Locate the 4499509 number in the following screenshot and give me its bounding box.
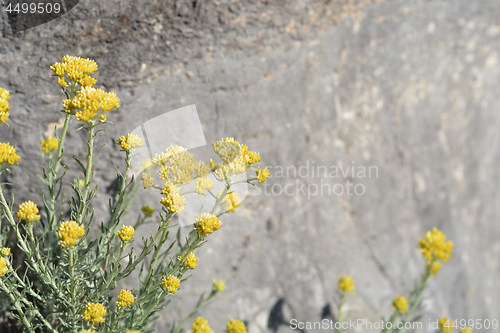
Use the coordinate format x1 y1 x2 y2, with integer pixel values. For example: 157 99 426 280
4 2 62 14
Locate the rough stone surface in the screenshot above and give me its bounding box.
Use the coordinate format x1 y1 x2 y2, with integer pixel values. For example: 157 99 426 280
1 0 500 332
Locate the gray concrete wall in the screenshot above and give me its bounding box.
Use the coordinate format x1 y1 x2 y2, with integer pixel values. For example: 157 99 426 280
1 0 499 332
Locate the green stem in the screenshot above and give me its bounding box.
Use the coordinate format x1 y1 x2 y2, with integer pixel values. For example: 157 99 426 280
109 306 125 332
68 247 79 330
76 122 96 226
171 292 216 333
0 278 35 333
336 292 345 333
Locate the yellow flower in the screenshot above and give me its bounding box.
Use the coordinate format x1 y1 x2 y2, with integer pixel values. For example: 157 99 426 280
160 181 185 214
141 205 154 217
57 77 68 87
338 276 355 292
83 302 106 324
0 87 10 124
154 148 198 185
162 274 180 293
226 319 247 333
1 248 11 256
195 176 214 195
0 142 20 165
78 75 97 87
241 144 261 164
17 201 40 223
392 296 408 313
63 86 120 122
178 252 198 269
427 260 442 276
460 328 473 333
58 221 85 247
116 225 135 242
419 228 454 262
0 257 8 277
213 280 225 292
51 56 98 81
41 136 59 153
256 168 271 183
116 133 144 151
79 330 97 333
192 317 213 333
212 138 247 179
140 172 154 189
116 289 135 308
195 213 222 237
99 114 107 123
438 317 453 333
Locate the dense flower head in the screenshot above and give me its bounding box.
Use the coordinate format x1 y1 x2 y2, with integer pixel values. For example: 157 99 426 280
51 56 98 82
116 289 135 307
419 228 454 262
157 150 197 185
226 319 247 333
41 136 59 153
438 318 453 333
256 168 271 183
212 138 262 179
338 276 355 292
0 87 10 124
0 257 8 277
116 133 144 151
459 328 473 333
426 260 442 276
178 252 198 269
141 205 155 217
192 317 213 333
0 142 20 166
17 201 40 223
162 274 180 293
116 225 135 242
57 77 68 87
213 280 225 292
58 221 85 247
141 172 154 189
195 176 214 195
0 248 10 256
392 296 408 313
83 302 107 324
160 181 186 214
63 86 120 122
195 213 222 236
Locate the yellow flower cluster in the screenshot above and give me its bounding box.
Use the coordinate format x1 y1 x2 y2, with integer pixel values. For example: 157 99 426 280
256 168 271 183
419 228 453 276
178 252 198 269
212 138 261 180
0 257 8 277
41 136 59 153
392 296 408 313
51 56 98 83
213 280 225 292
338 276 355 292
195 176 214 195
192 317 214 333
1 248 10 256
141 205 154 217
58 221 85 247
460 328 473 333
63 86 120 122
162 274 180 293
116 289 135 308
83 302 107 324
438 317 454 333
160 181 186 214
155 147 209 186
0 142 20 166
17 201 40 223
0 88 10 124
79 330 97 333
116 225 135 242
140 172 154 189
116 133 144 151
226 319 247 333
195 213 222 237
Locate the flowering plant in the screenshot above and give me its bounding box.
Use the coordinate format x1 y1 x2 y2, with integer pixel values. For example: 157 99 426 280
0 56 269 333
